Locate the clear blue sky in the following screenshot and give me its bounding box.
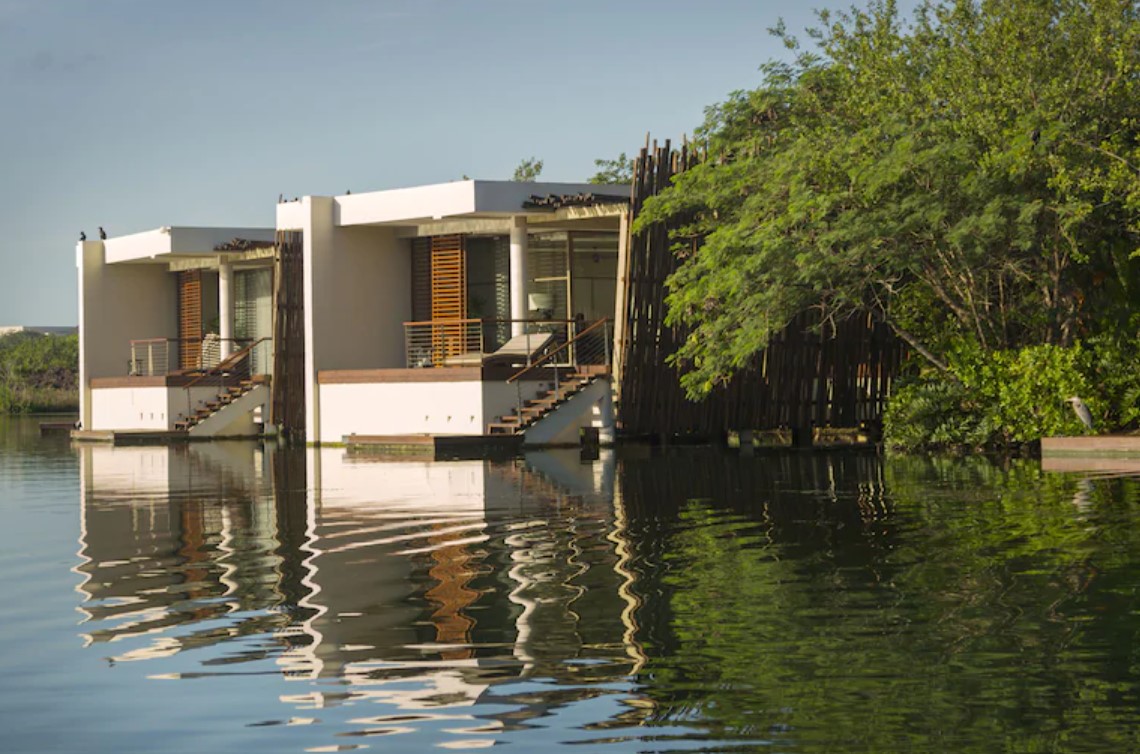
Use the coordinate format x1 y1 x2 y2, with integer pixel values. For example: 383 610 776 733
0 0 916 326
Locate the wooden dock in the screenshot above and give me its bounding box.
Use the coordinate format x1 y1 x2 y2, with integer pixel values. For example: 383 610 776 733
70 429 190 445
344 434 522 460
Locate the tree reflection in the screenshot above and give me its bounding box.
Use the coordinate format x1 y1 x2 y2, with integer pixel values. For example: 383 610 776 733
617 450 1140 751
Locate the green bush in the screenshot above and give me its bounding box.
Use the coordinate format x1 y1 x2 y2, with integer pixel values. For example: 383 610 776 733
885 342 1098 452
0 333 79 413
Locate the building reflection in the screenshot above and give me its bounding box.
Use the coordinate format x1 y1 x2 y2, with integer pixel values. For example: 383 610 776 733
75 442 647 741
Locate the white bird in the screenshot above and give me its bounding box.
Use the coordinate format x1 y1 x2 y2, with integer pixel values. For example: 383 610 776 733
1066 396 1094 431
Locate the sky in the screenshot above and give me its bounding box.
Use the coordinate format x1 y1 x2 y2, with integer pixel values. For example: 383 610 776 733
0 0 917 326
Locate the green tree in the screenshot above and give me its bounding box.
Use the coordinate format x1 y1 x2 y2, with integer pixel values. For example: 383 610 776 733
511 157 544 182
588 152 633 184
635 0 1140 398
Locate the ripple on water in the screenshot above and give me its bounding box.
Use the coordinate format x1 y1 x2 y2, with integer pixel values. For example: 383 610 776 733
4 433 1140 751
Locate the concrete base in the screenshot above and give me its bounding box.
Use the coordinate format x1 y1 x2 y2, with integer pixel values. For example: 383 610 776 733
1041 435 1140 457
71 429 190 445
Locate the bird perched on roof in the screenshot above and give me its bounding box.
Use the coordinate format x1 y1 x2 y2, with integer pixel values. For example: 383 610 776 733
79 231 86 241
1067 396 1094 431
98 226 107 240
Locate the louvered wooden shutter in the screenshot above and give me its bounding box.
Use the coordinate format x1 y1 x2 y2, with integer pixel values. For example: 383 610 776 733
178 270 202 370
429 235 467 360
430 235 466 321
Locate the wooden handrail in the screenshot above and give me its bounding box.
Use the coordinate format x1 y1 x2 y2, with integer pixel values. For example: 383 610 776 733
183 337 270 390
506 318 610 383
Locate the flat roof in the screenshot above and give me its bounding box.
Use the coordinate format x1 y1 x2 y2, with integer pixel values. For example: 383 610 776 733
98 227 276 264
277 179 629 230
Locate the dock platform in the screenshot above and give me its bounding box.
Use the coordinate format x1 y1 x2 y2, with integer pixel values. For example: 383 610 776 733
71 429 190 445
1041 435 1140 473
344 434 522 460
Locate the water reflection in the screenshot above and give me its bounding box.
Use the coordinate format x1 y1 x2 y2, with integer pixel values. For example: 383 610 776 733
72 444 1140 751
76 443 651 749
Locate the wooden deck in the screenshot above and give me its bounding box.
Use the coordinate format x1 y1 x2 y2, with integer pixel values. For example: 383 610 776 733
71 429 191 445
344 433 522 460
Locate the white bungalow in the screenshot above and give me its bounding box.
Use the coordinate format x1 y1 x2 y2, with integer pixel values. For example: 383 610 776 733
77 179 629 446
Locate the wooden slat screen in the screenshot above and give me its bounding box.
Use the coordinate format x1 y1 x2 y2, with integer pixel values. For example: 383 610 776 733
429 235 467 360
430 234 466 321
178 270 202 370
272 230 305 443
617 139 909 439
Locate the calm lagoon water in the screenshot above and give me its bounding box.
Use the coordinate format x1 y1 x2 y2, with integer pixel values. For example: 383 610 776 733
3 414 1140 752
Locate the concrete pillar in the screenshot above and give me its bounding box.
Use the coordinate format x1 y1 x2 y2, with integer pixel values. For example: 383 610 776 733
598 382 616 446
218 260 234 358
509 216 528 337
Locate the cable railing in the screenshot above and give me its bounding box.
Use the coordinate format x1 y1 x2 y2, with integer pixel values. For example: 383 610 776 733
128 336 262 376
506 317 613 425
178 337 271 428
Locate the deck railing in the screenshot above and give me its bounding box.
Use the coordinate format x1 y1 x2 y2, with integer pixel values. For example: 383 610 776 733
128 337 268 377
178 337 271 425
506 318 613 419
403 318 576 369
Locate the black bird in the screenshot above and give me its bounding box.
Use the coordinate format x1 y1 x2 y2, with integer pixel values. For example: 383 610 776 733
98 226 107 240
1031 128 1040 147
79 231 86 241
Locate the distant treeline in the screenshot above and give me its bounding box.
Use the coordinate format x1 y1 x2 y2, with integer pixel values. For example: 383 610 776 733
0 332 79 413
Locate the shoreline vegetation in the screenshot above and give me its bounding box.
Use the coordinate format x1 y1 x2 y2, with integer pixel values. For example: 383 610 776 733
635 0 1140 453
0 332 79 414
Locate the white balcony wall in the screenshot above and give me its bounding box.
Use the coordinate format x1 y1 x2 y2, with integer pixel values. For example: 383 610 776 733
301 199 412 443
78 242 177 428
317 379 549 444
91 386 170 430
89 385 234 431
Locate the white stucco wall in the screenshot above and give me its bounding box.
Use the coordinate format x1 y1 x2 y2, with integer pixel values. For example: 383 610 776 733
317 226 408 371
79 242 178 428
318 378 552 444
301 199 413 443
89 385 233 431
91 387 171 430
317 381 486 443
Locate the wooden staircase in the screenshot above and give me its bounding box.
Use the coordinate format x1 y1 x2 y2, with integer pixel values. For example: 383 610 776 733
174 379 258 431
487 371 600 436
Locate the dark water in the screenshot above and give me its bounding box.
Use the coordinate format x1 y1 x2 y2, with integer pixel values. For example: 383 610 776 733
3 415 1140 752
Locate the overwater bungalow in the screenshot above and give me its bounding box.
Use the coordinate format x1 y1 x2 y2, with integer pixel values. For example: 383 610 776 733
77 179 629 447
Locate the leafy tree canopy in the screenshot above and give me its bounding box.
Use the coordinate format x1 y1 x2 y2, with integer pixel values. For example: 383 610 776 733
636 0 1140 398
588 152 634 185
511 157 544 182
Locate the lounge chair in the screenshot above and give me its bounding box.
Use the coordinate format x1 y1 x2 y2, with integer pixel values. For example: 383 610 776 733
481 331 556 366
438 331 556 368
